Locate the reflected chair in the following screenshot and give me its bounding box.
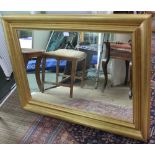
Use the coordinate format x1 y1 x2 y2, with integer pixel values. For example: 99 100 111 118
41 49 87 98
102 41 132 98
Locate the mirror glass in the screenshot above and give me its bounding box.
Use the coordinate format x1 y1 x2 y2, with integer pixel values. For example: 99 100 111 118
17 29 133 123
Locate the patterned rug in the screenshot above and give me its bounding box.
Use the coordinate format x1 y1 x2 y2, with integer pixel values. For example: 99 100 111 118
19 35 155 144
19 91 155 144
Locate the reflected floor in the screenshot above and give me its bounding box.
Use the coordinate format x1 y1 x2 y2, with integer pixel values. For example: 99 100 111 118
27 70 133 123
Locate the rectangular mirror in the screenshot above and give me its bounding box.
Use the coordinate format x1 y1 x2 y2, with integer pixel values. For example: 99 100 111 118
2 14 151 141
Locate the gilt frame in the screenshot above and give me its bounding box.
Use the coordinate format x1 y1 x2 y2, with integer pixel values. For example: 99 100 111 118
2 14 151 141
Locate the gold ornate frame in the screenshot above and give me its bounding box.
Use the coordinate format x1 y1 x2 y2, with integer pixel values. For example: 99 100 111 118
2 14 151 141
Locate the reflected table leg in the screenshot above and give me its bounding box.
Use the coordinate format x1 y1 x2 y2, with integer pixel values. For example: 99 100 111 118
22 51 43 92
35 56 42 92
125 60 129 85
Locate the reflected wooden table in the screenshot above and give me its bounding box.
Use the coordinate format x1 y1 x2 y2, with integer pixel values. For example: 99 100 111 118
22 48 44 91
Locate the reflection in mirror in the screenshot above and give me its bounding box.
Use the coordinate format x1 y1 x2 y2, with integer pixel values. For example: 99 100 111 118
18 29 133 123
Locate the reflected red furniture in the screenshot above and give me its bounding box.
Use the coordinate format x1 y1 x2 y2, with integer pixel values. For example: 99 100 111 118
102 42 132 90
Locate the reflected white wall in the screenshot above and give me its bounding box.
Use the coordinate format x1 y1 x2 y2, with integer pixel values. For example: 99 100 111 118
32 30 51 50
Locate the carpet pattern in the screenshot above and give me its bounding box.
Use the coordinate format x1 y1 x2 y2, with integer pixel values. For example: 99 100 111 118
67 99 132 122
19 89 155 144
19 36 155 144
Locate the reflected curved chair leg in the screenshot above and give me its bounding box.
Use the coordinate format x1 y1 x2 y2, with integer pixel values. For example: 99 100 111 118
102 60 108 89
35 57 42 91
102 41 110 90
125 60 129 85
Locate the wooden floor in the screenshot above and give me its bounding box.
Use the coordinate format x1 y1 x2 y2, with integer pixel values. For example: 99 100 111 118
0 89 38 144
